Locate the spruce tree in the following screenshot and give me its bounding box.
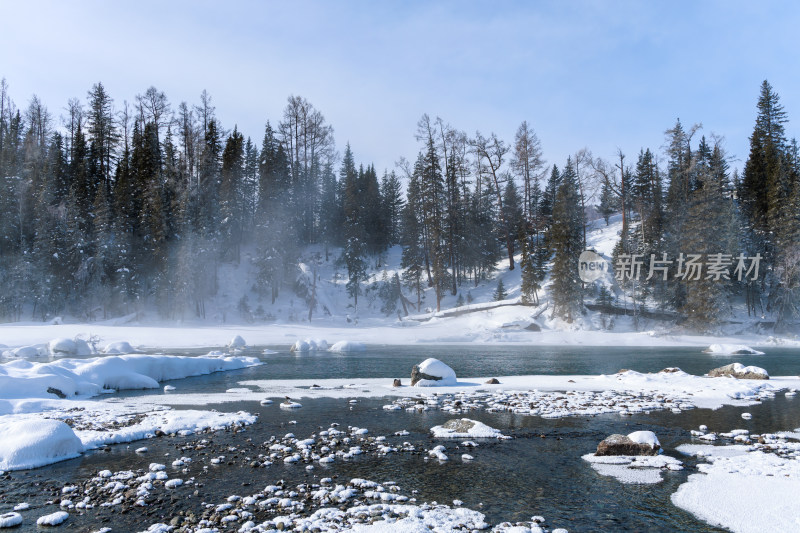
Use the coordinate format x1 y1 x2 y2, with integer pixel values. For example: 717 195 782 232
550 159 583 322
493 278 507 301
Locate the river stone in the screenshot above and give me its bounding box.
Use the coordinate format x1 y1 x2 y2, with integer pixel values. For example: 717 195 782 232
440 419 478 433
595 434 660 456
410 365 442 386
708 363 769 380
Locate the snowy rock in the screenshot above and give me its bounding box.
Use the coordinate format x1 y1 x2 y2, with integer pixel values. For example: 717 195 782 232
4 345 47 358
280 399 302 409
627 431 661 450
703 344 765 355
48 338 76 355
0 419 83 470
411 358 457 386
0 512 23 528
328 341 365 352
228 335 247 349
430 418 504 439
36 511 69 526
290 340 312 353
102 341 138 354
708 363 769 380
595 432 661 456
584 453 682 484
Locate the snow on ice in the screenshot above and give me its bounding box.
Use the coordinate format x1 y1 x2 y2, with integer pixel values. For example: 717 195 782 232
0 352 260 399
673 435 800 533
328 340 365 352
703 344 765 355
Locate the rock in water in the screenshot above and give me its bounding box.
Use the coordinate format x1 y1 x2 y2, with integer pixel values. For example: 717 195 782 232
411 358 457 386
410 365 442 386
595 434 660 456
708 363 769 380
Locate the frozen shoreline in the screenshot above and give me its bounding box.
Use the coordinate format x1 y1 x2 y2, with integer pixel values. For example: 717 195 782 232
1 317 798 352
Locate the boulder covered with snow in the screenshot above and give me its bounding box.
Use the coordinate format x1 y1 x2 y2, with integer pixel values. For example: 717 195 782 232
0 512 23 527
703 344 764 355
328 340 364 353
0 419 84 470
290 340 312 353
431 418 504 439
595 431 661 456
411 358 457 386
3 345 47 358
102 341 138 354
48 337 93 356
708 363 769 380
228 335 247 349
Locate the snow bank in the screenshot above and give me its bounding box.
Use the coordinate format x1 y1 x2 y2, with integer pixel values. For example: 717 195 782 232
102 341 139 354
328 340 364 352
1 345 48 358
48 337 93 356
703 344 765 355
672 446 800 532
291 339 329 352
414 358 457 386
0 353 261 400
0 419 83 470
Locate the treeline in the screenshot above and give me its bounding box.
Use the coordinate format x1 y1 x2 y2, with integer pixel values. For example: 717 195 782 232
593 81 800 331
0 78 797 331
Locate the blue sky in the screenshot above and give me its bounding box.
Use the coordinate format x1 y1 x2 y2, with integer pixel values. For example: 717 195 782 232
1 0 798 177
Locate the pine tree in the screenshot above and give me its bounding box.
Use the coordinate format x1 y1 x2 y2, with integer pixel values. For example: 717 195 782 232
380 170 404 246
519 225 538 305
401 167 425 309
599 178 616 225
219 126 245 262
493 278 507 301
539 165 560 231
681 142 737 329
550 159 584 322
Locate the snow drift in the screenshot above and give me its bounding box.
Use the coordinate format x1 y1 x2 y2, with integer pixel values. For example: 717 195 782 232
0 353 261 400
0 419 83 470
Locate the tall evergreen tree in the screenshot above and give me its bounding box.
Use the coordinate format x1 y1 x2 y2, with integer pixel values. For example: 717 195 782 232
550 159 584 322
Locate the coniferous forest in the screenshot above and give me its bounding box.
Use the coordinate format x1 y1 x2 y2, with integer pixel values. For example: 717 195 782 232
0 78 798 332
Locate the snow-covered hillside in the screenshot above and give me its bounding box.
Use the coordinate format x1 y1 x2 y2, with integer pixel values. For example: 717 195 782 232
1 213 797 351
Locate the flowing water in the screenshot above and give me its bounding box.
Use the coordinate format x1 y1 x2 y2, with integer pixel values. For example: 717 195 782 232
3 345 800 532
